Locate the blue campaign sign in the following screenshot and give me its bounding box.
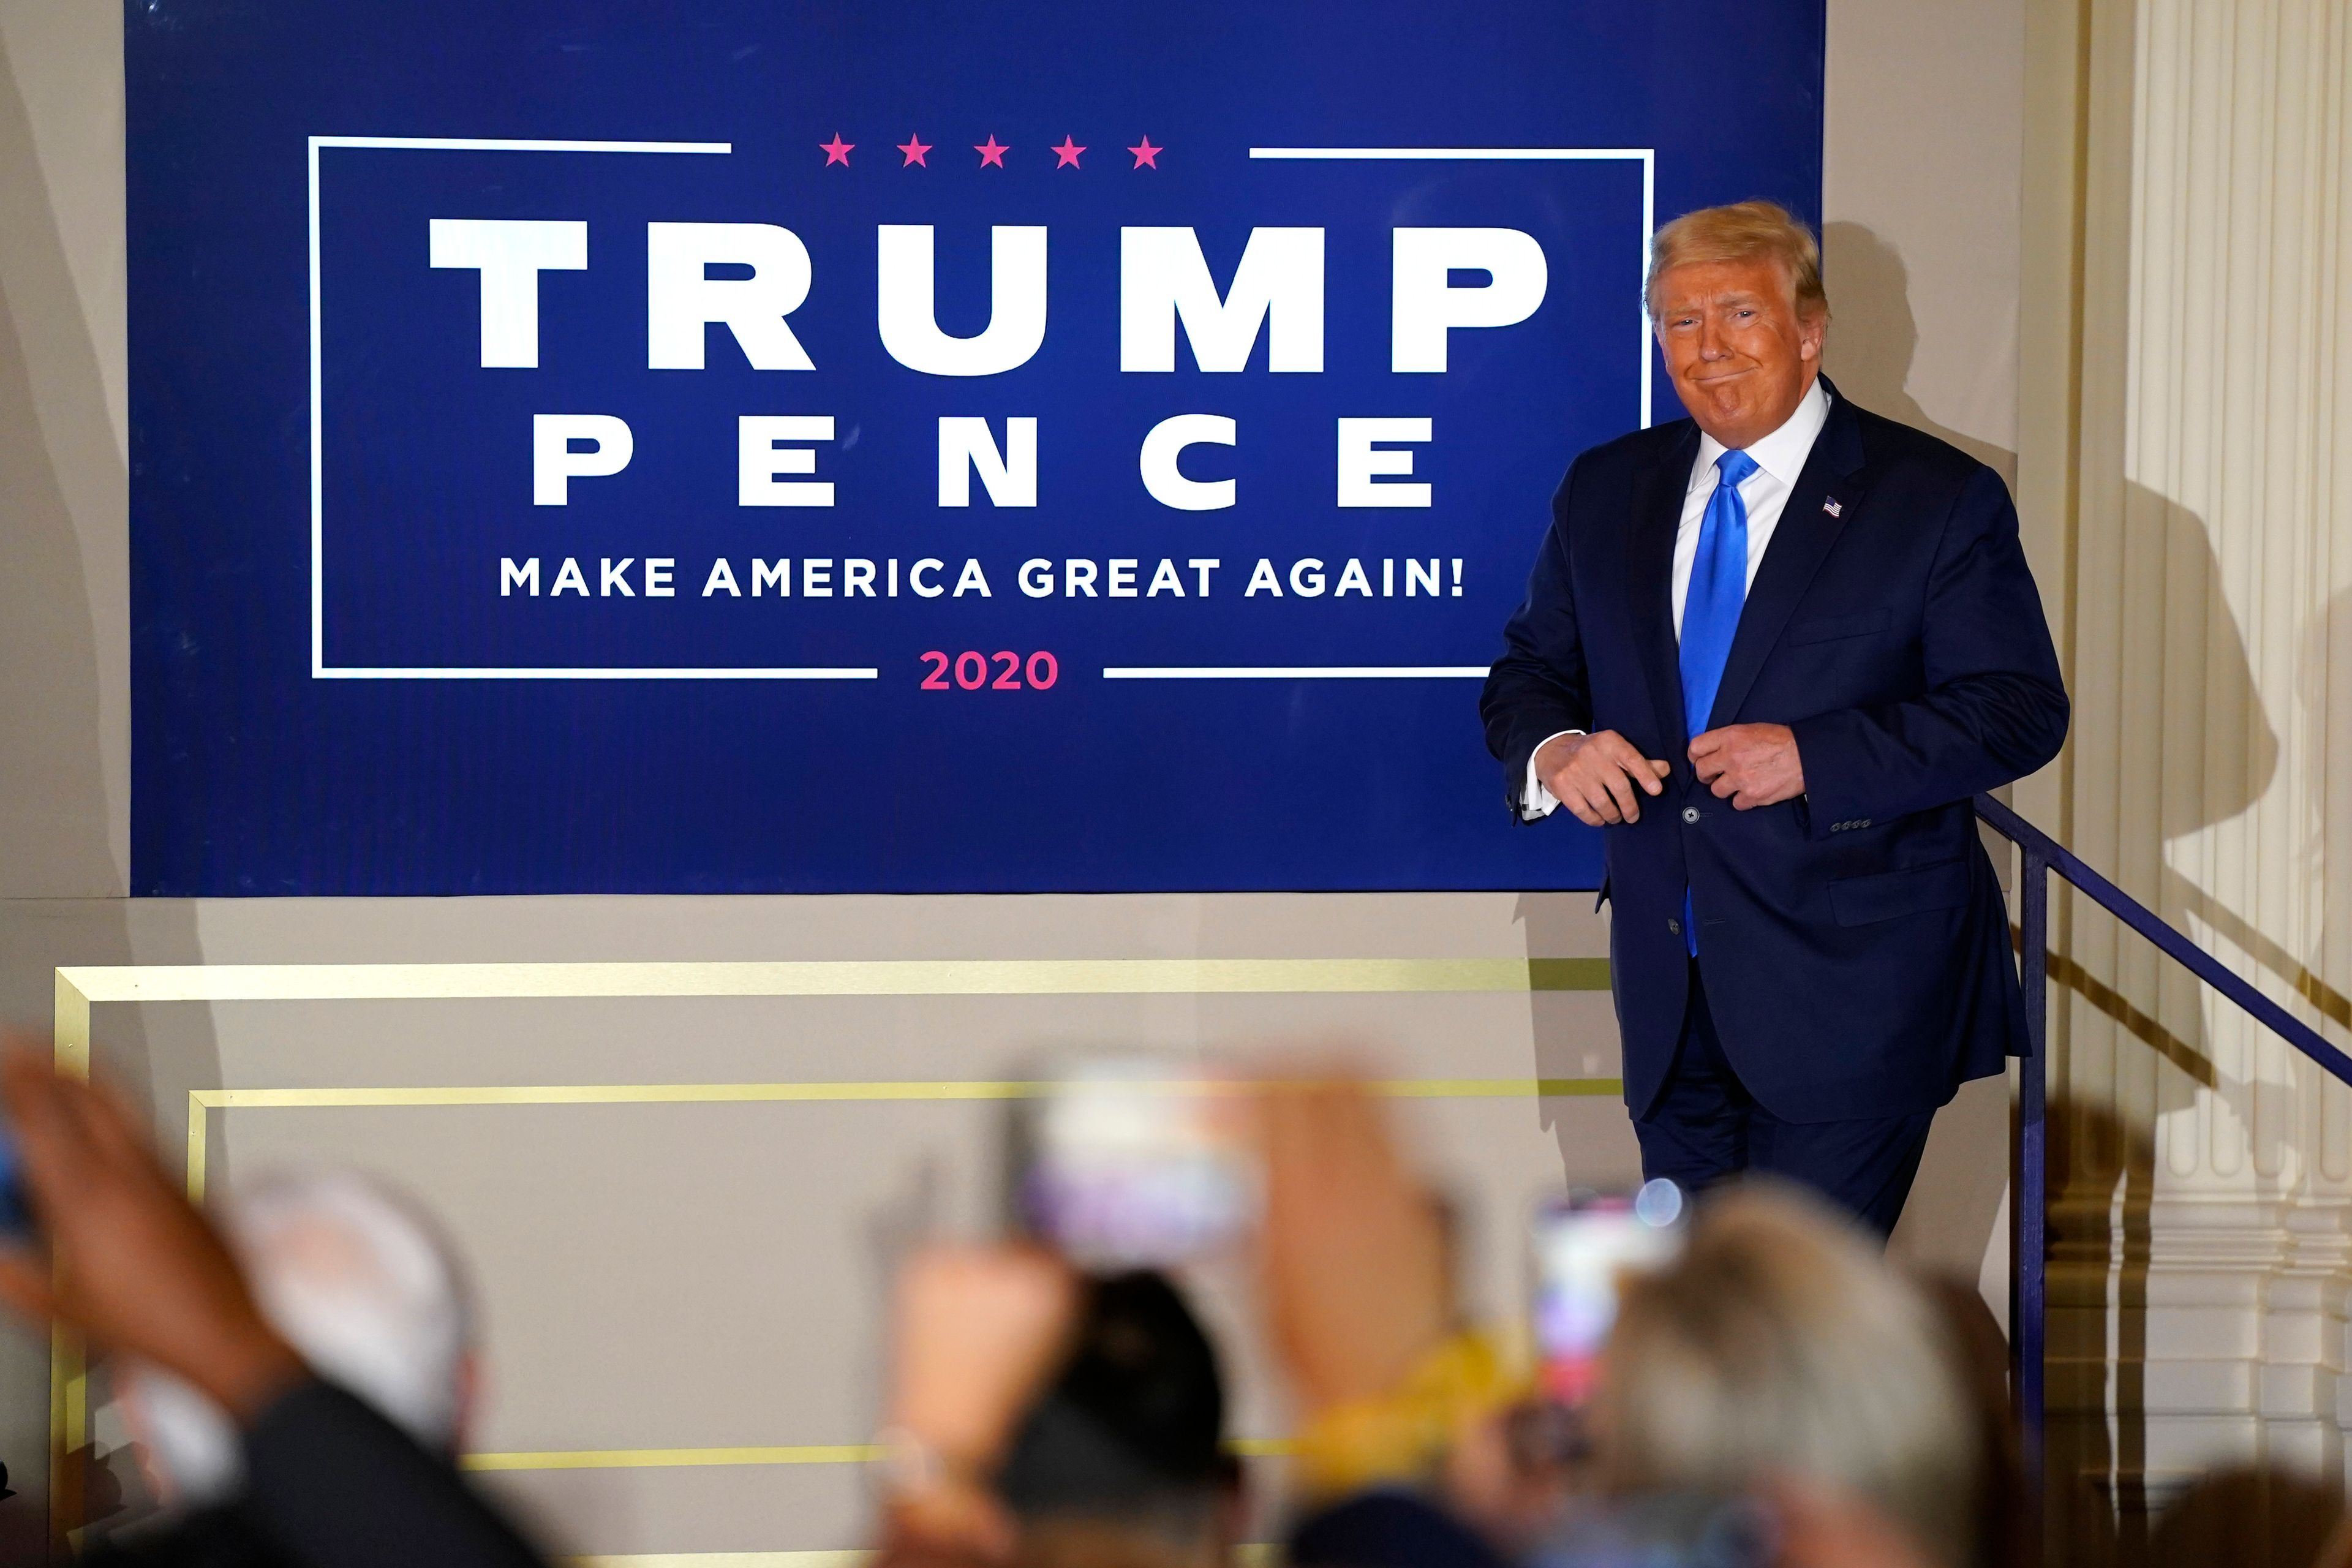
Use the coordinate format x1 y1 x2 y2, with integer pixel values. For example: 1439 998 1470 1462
128 2 1823 894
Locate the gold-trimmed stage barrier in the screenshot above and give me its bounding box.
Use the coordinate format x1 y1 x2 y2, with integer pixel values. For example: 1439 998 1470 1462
182 1077 1621 1204
467 1436 1298 1474
560 1550 1285 1568
567 1556 876 1568
50 955 1616 1545
56 956 1611 1024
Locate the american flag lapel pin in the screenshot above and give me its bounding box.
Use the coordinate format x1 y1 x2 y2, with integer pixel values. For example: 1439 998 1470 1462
1823 497 1843 517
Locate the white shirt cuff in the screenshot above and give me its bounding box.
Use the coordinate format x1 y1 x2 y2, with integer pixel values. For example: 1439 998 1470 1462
1521 729 1585 821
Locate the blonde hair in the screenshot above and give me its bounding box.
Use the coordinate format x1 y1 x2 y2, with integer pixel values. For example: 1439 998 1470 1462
1595 1183 1982 1566
1645 200 1828 322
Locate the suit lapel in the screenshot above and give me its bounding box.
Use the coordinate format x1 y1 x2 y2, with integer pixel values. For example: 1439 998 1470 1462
1627 423 1698 756
1705 386 1870 731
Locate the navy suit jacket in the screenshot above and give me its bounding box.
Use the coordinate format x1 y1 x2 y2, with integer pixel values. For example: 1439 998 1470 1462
1480 382 2068 1123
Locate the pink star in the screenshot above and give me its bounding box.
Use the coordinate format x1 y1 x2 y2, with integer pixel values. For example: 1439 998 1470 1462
1052 135 1085 168
897 133 932 167
974 134 1009 168
1127 136 1161 169
820 133 853 167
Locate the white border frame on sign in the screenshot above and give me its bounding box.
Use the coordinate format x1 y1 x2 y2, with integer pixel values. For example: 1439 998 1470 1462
304 137 1655 681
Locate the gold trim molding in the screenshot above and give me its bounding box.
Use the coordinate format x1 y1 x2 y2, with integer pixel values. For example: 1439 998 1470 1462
50 955 1615 1541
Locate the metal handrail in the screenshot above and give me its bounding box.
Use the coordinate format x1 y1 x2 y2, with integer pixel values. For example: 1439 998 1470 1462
1971 792 2352 1494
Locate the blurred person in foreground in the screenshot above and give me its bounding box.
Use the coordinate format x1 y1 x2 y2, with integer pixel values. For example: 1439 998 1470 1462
994 1270 1243 1567
1913 1279 2025 1568
1586 1185 1988 1568
873 1257 1240 1568
2154 1466 2345 1568
0 1051 546 1568
1256 1076 1520 1568
865 1068 1502 1568
868 1069 2005 1568
94 1167 477 1563
1246 1076 2003 1568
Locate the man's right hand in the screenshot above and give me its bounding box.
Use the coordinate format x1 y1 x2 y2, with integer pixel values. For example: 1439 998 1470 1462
1534 731 1672 826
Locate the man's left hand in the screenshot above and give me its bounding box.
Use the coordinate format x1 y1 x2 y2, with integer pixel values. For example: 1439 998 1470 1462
1688 723 1804 809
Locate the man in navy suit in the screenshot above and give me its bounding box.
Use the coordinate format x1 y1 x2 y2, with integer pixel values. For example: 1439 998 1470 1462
1480 202 2067 1236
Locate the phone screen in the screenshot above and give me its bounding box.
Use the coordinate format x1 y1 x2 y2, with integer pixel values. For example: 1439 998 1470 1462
1016 1058 1257 1271
1532 1179 1686 1404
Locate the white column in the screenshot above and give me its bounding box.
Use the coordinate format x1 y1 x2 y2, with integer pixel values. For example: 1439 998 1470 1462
2031 0 2352 1528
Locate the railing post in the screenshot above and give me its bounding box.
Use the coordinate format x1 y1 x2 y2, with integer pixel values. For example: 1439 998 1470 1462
2014 847 2049 1523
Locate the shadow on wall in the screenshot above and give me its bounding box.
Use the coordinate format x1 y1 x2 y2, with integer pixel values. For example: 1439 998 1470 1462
2169 586 2352 1041
0 31 113 901
1819 221 2019 485
0 15 219 1542
2054 484 2283 1566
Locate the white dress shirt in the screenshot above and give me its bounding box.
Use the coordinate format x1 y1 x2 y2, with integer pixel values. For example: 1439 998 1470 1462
1521 377 1831 820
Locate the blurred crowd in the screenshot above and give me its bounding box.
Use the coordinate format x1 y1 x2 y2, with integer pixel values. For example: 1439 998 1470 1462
0 1050 2343 1568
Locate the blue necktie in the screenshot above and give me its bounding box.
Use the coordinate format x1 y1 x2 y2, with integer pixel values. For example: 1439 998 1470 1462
1677 448 1758 956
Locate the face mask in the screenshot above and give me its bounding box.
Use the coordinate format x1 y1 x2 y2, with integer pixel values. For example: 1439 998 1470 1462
122 1365 244 1509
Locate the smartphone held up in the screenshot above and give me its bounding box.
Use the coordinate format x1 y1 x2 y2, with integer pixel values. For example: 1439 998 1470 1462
1532 1178 1686 1406
1014 1057 1261 1272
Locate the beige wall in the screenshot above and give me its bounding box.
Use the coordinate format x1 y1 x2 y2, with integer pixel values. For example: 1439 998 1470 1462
0 3 2036 1558
1826 0 2026 472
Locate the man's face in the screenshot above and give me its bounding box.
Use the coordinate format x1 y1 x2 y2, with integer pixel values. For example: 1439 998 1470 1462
1652 256 1824 451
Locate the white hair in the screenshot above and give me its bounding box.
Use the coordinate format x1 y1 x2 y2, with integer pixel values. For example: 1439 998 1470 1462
228 1168 474 1444
1597 1184 1981 1567
124 1169 473 1507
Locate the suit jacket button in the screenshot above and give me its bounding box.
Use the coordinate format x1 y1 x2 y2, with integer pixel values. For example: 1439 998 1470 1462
1667 918 1681 934
1681 806 1700 824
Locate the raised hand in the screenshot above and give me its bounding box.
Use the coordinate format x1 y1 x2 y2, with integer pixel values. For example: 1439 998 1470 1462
0 1050 304 1422
1256 1075 1449 1411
